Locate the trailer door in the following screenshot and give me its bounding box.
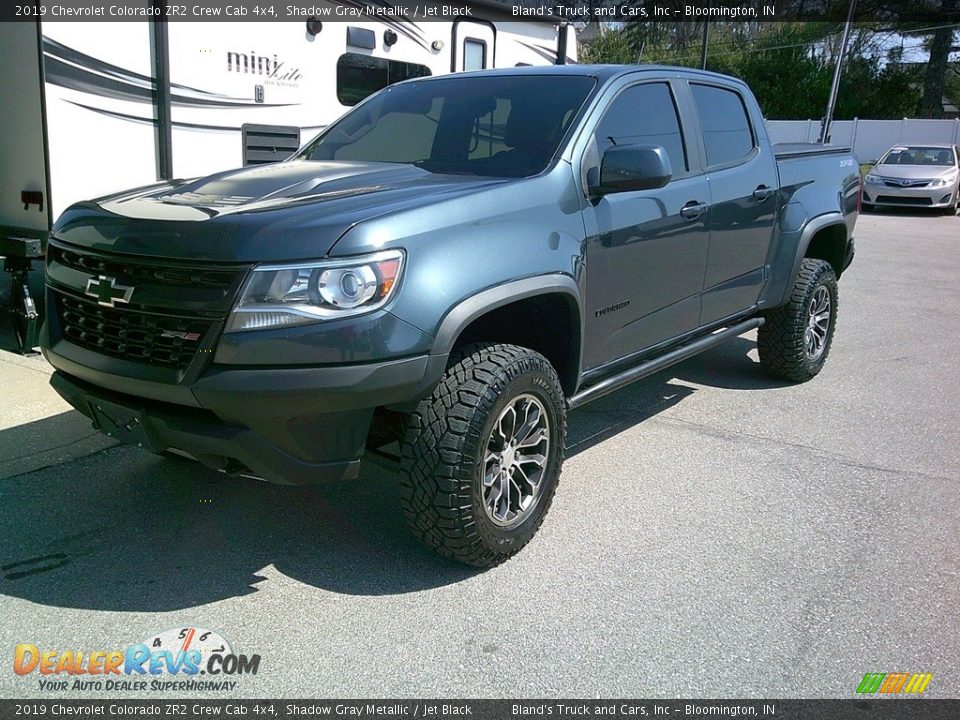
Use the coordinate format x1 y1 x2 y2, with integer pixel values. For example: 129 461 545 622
0 22 51 239
452 21 495 71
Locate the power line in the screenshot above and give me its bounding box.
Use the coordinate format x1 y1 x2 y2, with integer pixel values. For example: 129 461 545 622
639 22 960 63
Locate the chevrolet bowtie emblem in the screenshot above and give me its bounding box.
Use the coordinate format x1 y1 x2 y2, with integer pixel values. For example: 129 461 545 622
85 276 134 308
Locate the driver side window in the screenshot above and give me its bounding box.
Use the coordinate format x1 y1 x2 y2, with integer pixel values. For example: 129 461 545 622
594 83 688 174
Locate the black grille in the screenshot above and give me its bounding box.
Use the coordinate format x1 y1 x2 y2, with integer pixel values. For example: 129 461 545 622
49 245 238 289
57 294 212 370
876 195 933 206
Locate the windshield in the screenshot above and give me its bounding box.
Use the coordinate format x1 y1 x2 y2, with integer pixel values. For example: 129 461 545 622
297 75 596 178
879 146 956 167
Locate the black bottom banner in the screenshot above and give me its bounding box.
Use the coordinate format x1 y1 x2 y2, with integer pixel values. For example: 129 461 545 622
2 700 958 720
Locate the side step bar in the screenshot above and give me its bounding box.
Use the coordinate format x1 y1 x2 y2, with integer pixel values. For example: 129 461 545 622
567 317 764 409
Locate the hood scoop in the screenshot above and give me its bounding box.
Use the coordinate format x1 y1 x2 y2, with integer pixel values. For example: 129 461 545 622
157 191 255 208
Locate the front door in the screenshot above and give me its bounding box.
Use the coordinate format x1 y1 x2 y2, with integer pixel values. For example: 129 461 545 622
582 81 710 372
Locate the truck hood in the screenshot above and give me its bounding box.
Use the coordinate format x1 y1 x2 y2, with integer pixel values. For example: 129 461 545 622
52 161 509 262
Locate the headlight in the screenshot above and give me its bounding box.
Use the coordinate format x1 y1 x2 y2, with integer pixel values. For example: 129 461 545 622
226 249 404 332
930 174 958 187
864 174 883 185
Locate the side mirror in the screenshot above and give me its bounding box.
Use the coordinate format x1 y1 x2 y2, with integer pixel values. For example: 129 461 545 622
592 144 672 196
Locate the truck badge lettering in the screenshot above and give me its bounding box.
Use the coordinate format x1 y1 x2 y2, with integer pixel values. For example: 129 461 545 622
595 301 631 318
159 331 202 341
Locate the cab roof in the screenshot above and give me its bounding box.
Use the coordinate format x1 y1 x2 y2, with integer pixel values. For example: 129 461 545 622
444 63 745 84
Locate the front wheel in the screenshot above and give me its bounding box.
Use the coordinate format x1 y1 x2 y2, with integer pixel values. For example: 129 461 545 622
399 343 566 567
758 258 839 383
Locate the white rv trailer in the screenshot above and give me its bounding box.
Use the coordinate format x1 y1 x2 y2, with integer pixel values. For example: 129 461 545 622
0 6 574 351
1 7 576 237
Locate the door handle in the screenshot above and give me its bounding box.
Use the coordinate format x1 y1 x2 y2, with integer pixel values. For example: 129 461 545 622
680 201 708 220
753 185 776 202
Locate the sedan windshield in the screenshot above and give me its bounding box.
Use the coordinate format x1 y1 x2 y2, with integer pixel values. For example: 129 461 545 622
297 75 596 178
879 146 956 166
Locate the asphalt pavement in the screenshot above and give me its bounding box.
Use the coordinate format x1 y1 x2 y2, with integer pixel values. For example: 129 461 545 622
1 210 957 699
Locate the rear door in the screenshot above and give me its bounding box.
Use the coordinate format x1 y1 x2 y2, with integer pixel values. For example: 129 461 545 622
581 79 711 371
688 81 779 325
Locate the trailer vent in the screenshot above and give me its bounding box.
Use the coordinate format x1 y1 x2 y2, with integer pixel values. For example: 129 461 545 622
242 124 301 166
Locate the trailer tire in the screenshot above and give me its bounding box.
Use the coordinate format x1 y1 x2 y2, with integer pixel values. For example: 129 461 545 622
399 343 566 567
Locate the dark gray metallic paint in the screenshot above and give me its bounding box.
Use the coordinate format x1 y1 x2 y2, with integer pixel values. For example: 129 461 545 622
41 65 859 483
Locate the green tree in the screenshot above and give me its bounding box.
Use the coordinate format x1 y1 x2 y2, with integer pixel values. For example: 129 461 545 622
578 21 923 119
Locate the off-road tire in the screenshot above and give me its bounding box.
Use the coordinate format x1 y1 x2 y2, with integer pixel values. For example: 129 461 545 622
399 343 566 567
758 258 838 383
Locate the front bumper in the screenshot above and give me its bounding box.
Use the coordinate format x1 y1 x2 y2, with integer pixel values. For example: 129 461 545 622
47 352 438 485
863 182 957 208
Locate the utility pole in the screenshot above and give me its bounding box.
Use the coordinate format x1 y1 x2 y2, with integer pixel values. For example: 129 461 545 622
819 0 858 143
700 8 710 69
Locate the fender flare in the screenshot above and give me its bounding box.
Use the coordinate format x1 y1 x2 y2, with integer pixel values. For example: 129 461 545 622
392 275 584 403
781 212 848 305
432 274 583 356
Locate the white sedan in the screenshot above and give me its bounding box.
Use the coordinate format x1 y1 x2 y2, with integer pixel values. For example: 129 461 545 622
863 144 960 214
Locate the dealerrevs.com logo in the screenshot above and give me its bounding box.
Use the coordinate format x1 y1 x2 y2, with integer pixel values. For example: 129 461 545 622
14 627 260 692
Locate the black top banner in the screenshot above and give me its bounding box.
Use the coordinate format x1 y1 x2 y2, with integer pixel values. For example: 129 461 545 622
2 0 959 23
2 700 960 720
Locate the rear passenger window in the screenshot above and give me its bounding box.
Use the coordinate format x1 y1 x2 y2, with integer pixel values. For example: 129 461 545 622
690 84 755 166
594 83 687 173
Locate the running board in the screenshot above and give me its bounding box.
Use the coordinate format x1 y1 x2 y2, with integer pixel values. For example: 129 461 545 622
567 317 764 409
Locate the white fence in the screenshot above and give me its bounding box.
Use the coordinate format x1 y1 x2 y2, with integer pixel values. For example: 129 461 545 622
766 119 960 163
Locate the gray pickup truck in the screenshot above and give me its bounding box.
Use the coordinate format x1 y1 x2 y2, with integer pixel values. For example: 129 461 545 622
41 65 859 567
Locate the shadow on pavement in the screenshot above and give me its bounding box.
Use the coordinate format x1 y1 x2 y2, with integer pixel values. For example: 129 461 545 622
0 411 112 479
671 336 790 392
0 337 774 611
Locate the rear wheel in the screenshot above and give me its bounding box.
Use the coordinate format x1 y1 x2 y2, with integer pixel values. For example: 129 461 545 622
399 343 566 567
758 258 838 383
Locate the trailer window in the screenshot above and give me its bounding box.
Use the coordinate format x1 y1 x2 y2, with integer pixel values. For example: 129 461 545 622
336 53 431 107
463 39 487 70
